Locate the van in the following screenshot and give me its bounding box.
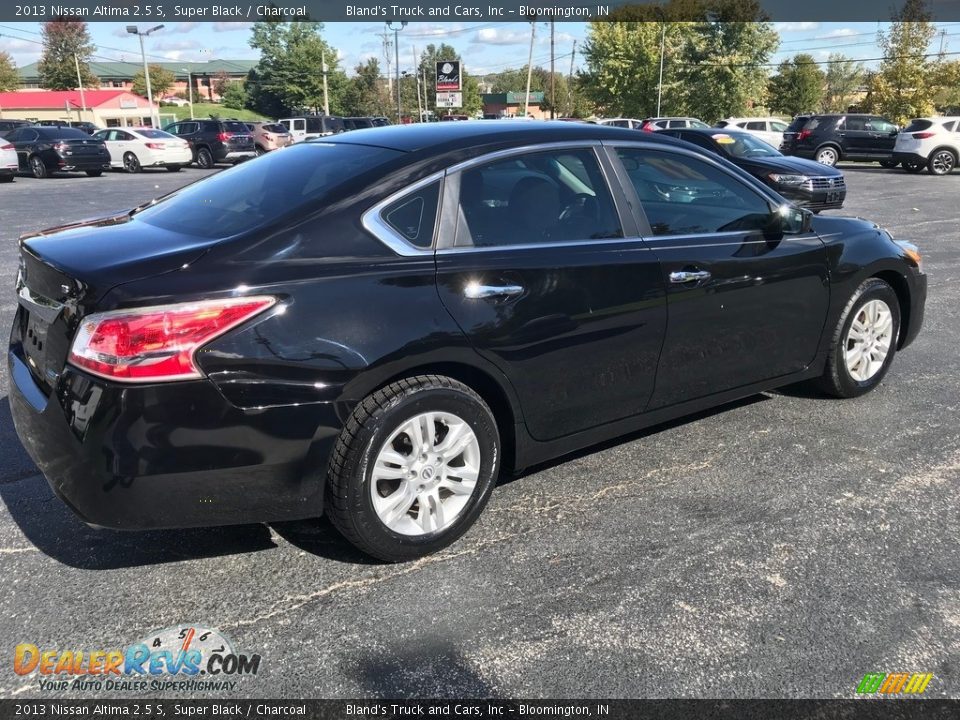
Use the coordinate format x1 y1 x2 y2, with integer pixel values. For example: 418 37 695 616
277 115 345 143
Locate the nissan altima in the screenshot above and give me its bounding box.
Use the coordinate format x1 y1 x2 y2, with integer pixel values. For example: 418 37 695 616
9 122 926 561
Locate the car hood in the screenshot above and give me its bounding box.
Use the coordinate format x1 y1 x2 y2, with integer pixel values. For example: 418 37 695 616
734 155 843 177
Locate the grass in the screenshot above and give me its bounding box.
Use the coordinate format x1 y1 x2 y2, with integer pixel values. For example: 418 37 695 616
162 103 267 122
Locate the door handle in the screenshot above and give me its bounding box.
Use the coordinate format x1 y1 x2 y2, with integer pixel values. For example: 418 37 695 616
669 270 711 284
463 282 524 300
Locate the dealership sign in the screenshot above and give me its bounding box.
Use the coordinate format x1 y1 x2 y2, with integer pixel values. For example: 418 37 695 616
436 61 462 91
435 92 463 108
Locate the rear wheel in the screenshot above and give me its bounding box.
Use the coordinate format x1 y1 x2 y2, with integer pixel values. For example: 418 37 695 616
818 278 900 398
195 147 214 169
903 159 925 173
815 145 840 167
122 152 141 174
29 155 48 179
879 159 899 169
928 148 956 175
326 375 501 562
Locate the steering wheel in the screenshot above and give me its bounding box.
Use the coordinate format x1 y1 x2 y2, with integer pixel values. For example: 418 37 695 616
559 193 596 222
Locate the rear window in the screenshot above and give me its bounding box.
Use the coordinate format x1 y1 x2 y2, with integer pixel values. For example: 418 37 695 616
137 129 174 139
263 123 288 133
222 121 250 134
38 127 89 139
903 119 934 133
134 143 403 239
785 116 810 132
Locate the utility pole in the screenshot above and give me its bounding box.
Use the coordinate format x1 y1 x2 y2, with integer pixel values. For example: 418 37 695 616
549 20 555 119
73 54 87 122
413 46 423 122
524 22 537 117
387 21 407 123
321 48 330 115
127 24 165 127
379 27 393 94
656 22 666 117
568 39 576 116
940 28 948 57
181 67 194 119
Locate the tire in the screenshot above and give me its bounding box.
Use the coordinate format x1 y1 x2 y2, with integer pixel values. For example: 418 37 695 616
817 278 901 399
927 148 957 175
195 147 214 169
255 145 267 157
0 175 13 183
122 152 141 174
84 170 103 177
326 375 501 562
29 155 48 179
879 159 899 169
903 159 925 173
166 164 182 172
815 145 840 167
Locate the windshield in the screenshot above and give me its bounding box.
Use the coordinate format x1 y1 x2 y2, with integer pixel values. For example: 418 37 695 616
134 142 403 238
710 132 781 158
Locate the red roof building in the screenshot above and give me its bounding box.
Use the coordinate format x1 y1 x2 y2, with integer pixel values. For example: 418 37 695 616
0 90 159 128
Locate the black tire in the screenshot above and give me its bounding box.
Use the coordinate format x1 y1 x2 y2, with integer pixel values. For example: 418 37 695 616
0 175 13 183
903 160 924 173
166 164 182 172
84 170 103 177
815 145 840 167
123 152 141 174
879 159 899 169
927 148 957 175
29 155 48 179
195 147 214 169
817 278 901 399
326 375 501 562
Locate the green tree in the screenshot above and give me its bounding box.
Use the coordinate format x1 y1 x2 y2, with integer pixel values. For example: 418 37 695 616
131 64 176 98
821 53 865 112
767 54 825 117
246 21 347 117
37 20 98 90
222 81 248 110
863 0 937 124
342 58 391 116
0 51 19 92
212 70 230 98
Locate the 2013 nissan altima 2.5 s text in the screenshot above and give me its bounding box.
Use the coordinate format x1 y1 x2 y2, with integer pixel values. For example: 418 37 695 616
9 122 927 561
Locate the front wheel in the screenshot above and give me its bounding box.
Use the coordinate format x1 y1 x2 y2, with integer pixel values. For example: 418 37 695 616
816 146 839 166
928 149 956 175
195 147 214 169
879 159 899 169
122 152 141 174
818 278 900 398
326 375 501 562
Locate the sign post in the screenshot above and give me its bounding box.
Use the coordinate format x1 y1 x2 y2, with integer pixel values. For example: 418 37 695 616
435 60 463 116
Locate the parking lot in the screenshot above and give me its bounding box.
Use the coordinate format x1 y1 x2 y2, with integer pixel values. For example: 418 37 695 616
0 163 957 699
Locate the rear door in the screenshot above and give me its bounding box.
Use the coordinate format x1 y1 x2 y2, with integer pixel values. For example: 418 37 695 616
433 143 668 440
838 116 873 158
608 142 830 408
865 116 899 156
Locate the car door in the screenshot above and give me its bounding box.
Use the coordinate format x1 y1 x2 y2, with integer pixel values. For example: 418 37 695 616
865 117 898 156
433 144 668 441
608 143 830 408
11 128 39 169
838 116 872 159
92 130 116 166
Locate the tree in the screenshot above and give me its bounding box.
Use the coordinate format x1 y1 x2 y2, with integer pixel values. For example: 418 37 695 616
132 65 176 98
37 20 98 90
863 0 937 124
222 81 248 110
212 70 230 98
0 51 18 92
767 54 825 117
821 53 865 112
245 21 347 117
342 58 391 117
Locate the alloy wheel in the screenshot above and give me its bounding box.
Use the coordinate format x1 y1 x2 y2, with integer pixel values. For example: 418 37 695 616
816 147 838 166
123 152 141 173
931 150 955 175
369 411 481 536
844 299 894 382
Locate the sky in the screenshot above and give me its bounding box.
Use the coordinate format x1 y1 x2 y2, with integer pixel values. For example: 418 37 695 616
1 20 956 79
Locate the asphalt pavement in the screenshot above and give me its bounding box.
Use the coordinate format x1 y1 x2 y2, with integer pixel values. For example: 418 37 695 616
0 162 957 699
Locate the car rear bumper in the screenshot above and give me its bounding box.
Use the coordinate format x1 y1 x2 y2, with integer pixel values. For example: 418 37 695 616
8 343 333 530
224 150 256 163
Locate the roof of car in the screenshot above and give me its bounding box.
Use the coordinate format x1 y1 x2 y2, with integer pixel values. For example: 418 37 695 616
323 120 685 154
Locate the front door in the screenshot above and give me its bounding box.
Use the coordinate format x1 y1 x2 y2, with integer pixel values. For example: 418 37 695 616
865 116 899 157
609 144 830 409
435 145 668 441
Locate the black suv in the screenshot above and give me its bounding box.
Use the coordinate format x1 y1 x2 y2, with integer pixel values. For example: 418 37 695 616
0 120 33 137
162 119 256 168
780 113 900 167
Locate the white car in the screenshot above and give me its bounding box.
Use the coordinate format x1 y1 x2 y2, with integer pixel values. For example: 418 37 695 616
91 127 193 173
716 117 789 148
597 118 645 129
0 137 18 182
893 116 960 174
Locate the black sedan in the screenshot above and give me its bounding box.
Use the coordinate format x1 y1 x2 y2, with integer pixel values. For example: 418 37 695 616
9 122 926 561
4 125 110 178
660 127 846 212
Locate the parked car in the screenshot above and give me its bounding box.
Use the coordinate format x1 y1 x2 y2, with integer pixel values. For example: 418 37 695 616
779 114 812 155
716 117 789 147
245 121 293 155
641 117 711 131
160 96 191 107
660 128 846 212
8 123 926 561
278 115 344 143
36 120 100 135
162 118 256 168
780 113 900 167
440 114 470 121
343 117 376 131
91 127 192 173
598 118 646 129
892 116 960 174
0 138 17 182
4 125 110 178
371 117 391 127
0 119 32 137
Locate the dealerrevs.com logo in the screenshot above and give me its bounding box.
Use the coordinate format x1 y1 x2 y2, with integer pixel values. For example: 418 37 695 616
14 625 261 693
856 672 934 695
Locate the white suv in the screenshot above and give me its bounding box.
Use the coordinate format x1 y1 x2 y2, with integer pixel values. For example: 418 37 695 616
893 116 960 174
716 117 789 148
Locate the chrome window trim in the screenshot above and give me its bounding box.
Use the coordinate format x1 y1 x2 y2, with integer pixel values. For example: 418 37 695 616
361 170 445 257
437 235 650 255
443 140 602 176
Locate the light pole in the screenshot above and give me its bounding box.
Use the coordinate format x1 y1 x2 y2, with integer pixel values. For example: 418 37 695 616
180 67 194 119
387 21 407 123
127 24 164 127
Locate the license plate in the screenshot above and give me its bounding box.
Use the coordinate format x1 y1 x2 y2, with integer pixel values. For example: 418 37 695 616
825 191 841 203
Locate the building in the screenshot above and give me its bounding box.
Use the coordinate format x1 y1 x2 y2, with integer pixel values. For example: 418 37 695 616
0 90 157 128
481 91 548 119
16 60 256 102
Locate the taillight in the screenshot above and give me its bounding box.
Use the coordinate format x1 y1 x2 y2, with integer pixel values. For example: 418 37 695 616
145 142 165 149
263 133 274 141
912 132 936 139
68 297 276 383
641 121 655 132
218 132 232 142
0 143 12 151
797 129 812 141
55 142 70 152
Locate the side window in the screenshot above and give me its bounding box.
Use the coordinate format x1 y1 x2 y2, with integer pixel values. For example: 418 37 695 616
746 121 766 131
5 129 22 142
668 120 686 128
845 117 866 131
294 119 305 131
116 131 133 141
771 121 788 132
615 148 772 236
611 120 629 128
868 118 897 133
455 148 622 248
380 181 441 248
945 120 958 132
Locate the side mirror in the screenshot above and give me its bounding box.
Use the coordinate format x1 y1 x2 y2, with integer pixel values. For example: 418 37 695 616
769 204 812 236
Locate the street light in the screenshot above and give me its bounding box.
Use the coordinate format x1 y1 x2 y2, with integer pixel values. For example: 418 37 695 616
386 21 407 123
127 24 164 127
180 67 194 119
